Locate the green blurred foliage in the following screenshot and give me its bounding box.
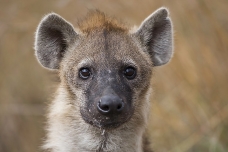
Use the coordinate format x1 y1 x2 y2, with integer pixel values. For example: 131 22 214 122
0 0 228 152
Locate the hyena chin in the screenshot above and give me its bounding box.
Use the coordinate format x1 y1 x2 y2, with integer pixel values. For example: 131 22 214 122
35 7 173 152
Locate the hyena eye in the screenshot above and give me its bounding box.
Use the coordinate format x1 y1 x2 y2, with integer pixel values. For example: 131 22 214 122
79 68 91 79
123 67 136 80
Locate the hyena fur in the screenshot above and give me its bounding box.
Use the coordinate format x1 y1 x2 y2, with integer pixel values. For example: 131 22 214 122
34 7 173 152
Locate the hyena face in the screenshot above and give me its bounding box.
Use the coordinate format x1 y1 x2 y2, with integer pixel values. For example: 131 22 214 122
35 9 173 129
62 29 153 128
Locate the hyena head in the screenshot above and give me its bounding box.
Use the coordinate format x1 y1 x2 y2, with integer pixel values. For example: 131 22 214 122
35 8 173 129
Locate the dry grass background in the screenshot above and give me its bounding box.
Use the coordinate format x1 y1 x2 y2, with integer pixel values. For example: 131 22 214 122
0 0 228 152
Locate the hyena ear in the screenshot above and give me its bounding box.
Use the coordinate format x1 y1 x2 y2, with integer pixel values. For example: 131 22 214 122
134 7 173 66
34 13 78 69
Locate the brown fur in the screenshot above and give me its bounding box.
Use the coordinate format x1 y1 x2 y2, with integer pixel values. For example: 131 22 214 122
78 10 128 34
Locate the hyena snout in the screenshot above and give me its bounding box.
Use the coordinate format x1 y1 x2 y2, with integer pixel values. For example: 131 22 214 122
97 94 124 116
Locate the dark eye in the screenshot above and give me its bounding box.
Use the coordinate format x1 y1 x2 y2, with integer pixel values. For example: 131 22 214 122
123 67 136 80
79 68 91 79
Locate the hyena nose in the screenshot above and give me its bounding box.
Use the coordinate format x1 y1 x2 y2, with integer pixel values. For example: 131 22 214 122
97 95 124 116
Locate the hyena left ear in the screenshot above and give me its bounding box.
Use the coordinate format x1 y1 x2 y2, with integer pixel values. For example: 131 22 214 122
134 7 173 66
34 13 78 70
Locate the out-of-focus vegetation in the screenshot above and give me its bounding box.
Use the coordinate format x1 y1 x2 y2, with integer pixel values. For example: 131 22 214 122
0 0 228 151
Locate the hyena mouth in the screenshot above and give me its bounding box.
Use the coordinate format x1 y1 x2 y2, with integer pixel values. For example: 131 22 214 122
83 116 130 129
80 108 133 129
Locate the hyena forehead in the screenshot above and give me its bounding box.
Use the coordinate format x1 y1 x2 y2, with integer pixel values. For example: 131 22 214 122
74 11 145 61
64 29 152 70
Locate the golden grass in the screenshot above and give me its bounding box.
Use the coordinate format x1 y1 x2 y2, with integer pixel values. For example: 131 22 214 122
0 0 227 151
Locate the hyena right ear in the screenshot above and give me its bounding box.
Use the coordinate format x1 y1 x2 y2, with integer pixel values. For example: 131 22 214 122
35 13 78 69
134 7 173 66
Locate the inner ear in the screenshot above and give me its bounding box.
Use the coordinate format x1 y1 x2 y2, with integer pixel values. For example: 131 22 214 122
149 17 173 66
43 28 67 58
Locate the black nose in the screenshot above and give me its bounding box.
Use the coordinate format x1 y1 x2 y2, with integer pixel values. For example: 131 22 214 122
97 95 124 116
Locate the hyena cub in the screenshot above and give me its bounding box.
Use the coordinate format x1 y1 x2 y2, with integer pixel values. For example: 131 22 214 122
34 7 173 152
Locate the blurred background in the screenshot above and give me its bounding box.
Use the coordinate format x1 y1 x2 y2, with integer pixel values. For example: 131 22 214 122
0 0 228 152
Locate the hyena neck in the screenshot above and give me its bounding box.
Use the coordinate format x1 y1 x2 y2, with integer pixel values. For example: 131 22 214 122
44 87 151 152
